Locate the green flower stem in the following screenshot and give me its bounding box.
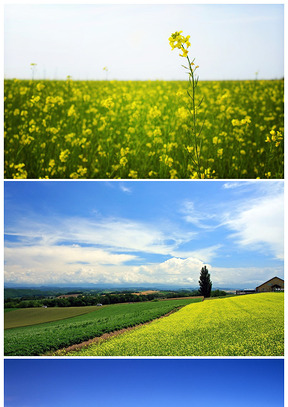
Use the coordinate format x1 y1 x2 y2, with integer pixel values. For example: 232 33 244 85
185 52 202 177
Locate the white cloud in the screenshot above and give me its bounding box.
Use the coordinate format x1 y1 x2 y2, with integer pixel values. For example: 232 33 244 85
181 183 284 261
180 201 216 229
224 193 284 259
5 216 196 256
5 248 283 288
223 181 250 189
119 183 132 193
172 244 222 263
135 257 206 285
211 265 284 288
5 245 135 267
4 181 284 287
223 180 283 195
4 245 137 285
4 250 207 286
5 215 208 285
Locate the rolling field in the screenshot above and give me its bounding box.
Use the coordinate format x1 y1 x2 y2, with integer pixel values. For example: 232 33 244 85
4 305 104 329
4 79 283 179
65 293 284 357
4 297 201 356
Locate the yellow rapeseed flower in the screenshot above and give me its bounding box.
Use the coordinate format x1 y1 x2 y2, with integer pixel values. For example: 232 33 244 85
67 104 76 117
128 170 138 178
36 83 45 92
169 31 191 57
59 149 70 163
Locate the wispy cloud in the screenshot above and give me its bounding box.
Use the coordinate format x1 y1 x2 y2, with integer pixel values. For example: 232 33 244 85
5 215 197 256
223 180 283 195
181 182 284 260
223 192 284 259
211 265 284 288
4 248 207 286
4 181 283 287
223 181 250 189
119 183 132 193
172 244 222 263
180 201 217 229
5 248 283 288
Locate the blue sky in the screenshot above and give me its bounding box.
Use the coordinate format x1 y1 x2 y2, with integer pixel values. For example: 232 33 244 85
4 3 284 80
4 180 284 288
4 359 284 407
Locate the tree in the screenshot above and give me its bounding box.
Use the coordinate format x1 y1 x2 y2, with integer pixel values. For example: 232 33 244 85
211 289 227 298
199 266 212 297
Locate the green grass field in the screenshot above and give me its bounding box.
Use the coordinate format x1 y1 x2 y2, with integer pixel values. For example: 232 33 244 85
4 305 104 329
4 297 201 356
65 293 284 357
4 79 283 179
4 308 17 313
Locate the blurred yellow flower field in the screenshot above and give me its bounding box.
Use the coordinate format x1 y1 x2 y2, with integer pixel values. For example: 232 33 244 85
65 293 284 356
4 78 283 179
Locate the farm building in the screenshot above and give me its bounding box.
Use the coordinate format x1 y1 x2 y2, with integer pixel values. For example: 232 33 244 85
256 277 284 293
236 289 256 295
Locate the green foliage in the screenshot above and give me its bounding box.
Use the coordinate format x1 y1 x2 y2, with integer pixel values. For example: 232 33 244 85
211 290 227 297
4 288 55 299
199 266 212 298
4 298 202 356
4 289 200 308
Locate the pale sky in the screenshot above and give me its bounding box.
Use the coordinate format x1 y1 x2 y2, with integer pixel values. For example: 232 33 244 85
4 3 284 80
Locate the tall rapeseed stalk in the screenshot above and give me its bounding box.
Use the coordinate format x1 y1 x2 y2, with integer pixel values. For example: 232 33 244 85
169 31 205 177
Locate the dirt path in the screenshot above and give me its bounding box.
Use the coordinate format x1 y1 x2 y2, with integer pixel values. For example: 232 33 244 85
47 307 182 356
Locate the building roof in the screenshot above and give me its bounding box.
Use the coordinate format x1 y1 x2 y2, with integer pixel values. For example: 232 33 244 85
256 276 284 290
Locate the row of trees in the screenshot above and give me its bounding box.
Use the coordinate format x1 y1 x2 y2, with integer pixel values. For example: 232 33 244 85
5 266 218 308
4 289 201 309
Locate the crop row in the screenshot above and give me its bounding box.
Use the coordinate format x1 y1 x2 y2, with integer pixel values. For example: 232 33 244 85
4 305 103 329
67 293 284 357
4 298 201 356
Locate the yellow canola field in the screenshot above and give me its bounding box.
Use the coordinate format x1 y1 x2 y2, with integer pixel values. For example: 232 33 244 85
66 293 284 356
4 79 283 179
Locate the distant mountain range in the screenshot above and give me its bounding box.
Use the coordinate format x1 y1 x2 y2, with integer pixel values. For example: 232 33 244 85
4 283 237 292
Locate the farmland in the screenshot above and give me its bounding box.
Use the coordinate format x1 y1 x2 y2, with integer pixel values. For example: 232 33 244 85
4 305 104 329
65 293 284 357
4 78 283 179
4 297 201 356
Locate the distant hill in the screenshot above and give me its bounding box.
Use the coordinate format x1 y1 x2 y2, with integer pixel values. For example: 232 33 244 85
4 287 94 299
4 285 235 300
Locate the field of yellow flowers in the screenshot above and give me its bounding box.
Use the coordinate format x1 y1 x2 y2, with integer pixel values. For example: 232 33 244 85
63 293 284 356
4 78 283 179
